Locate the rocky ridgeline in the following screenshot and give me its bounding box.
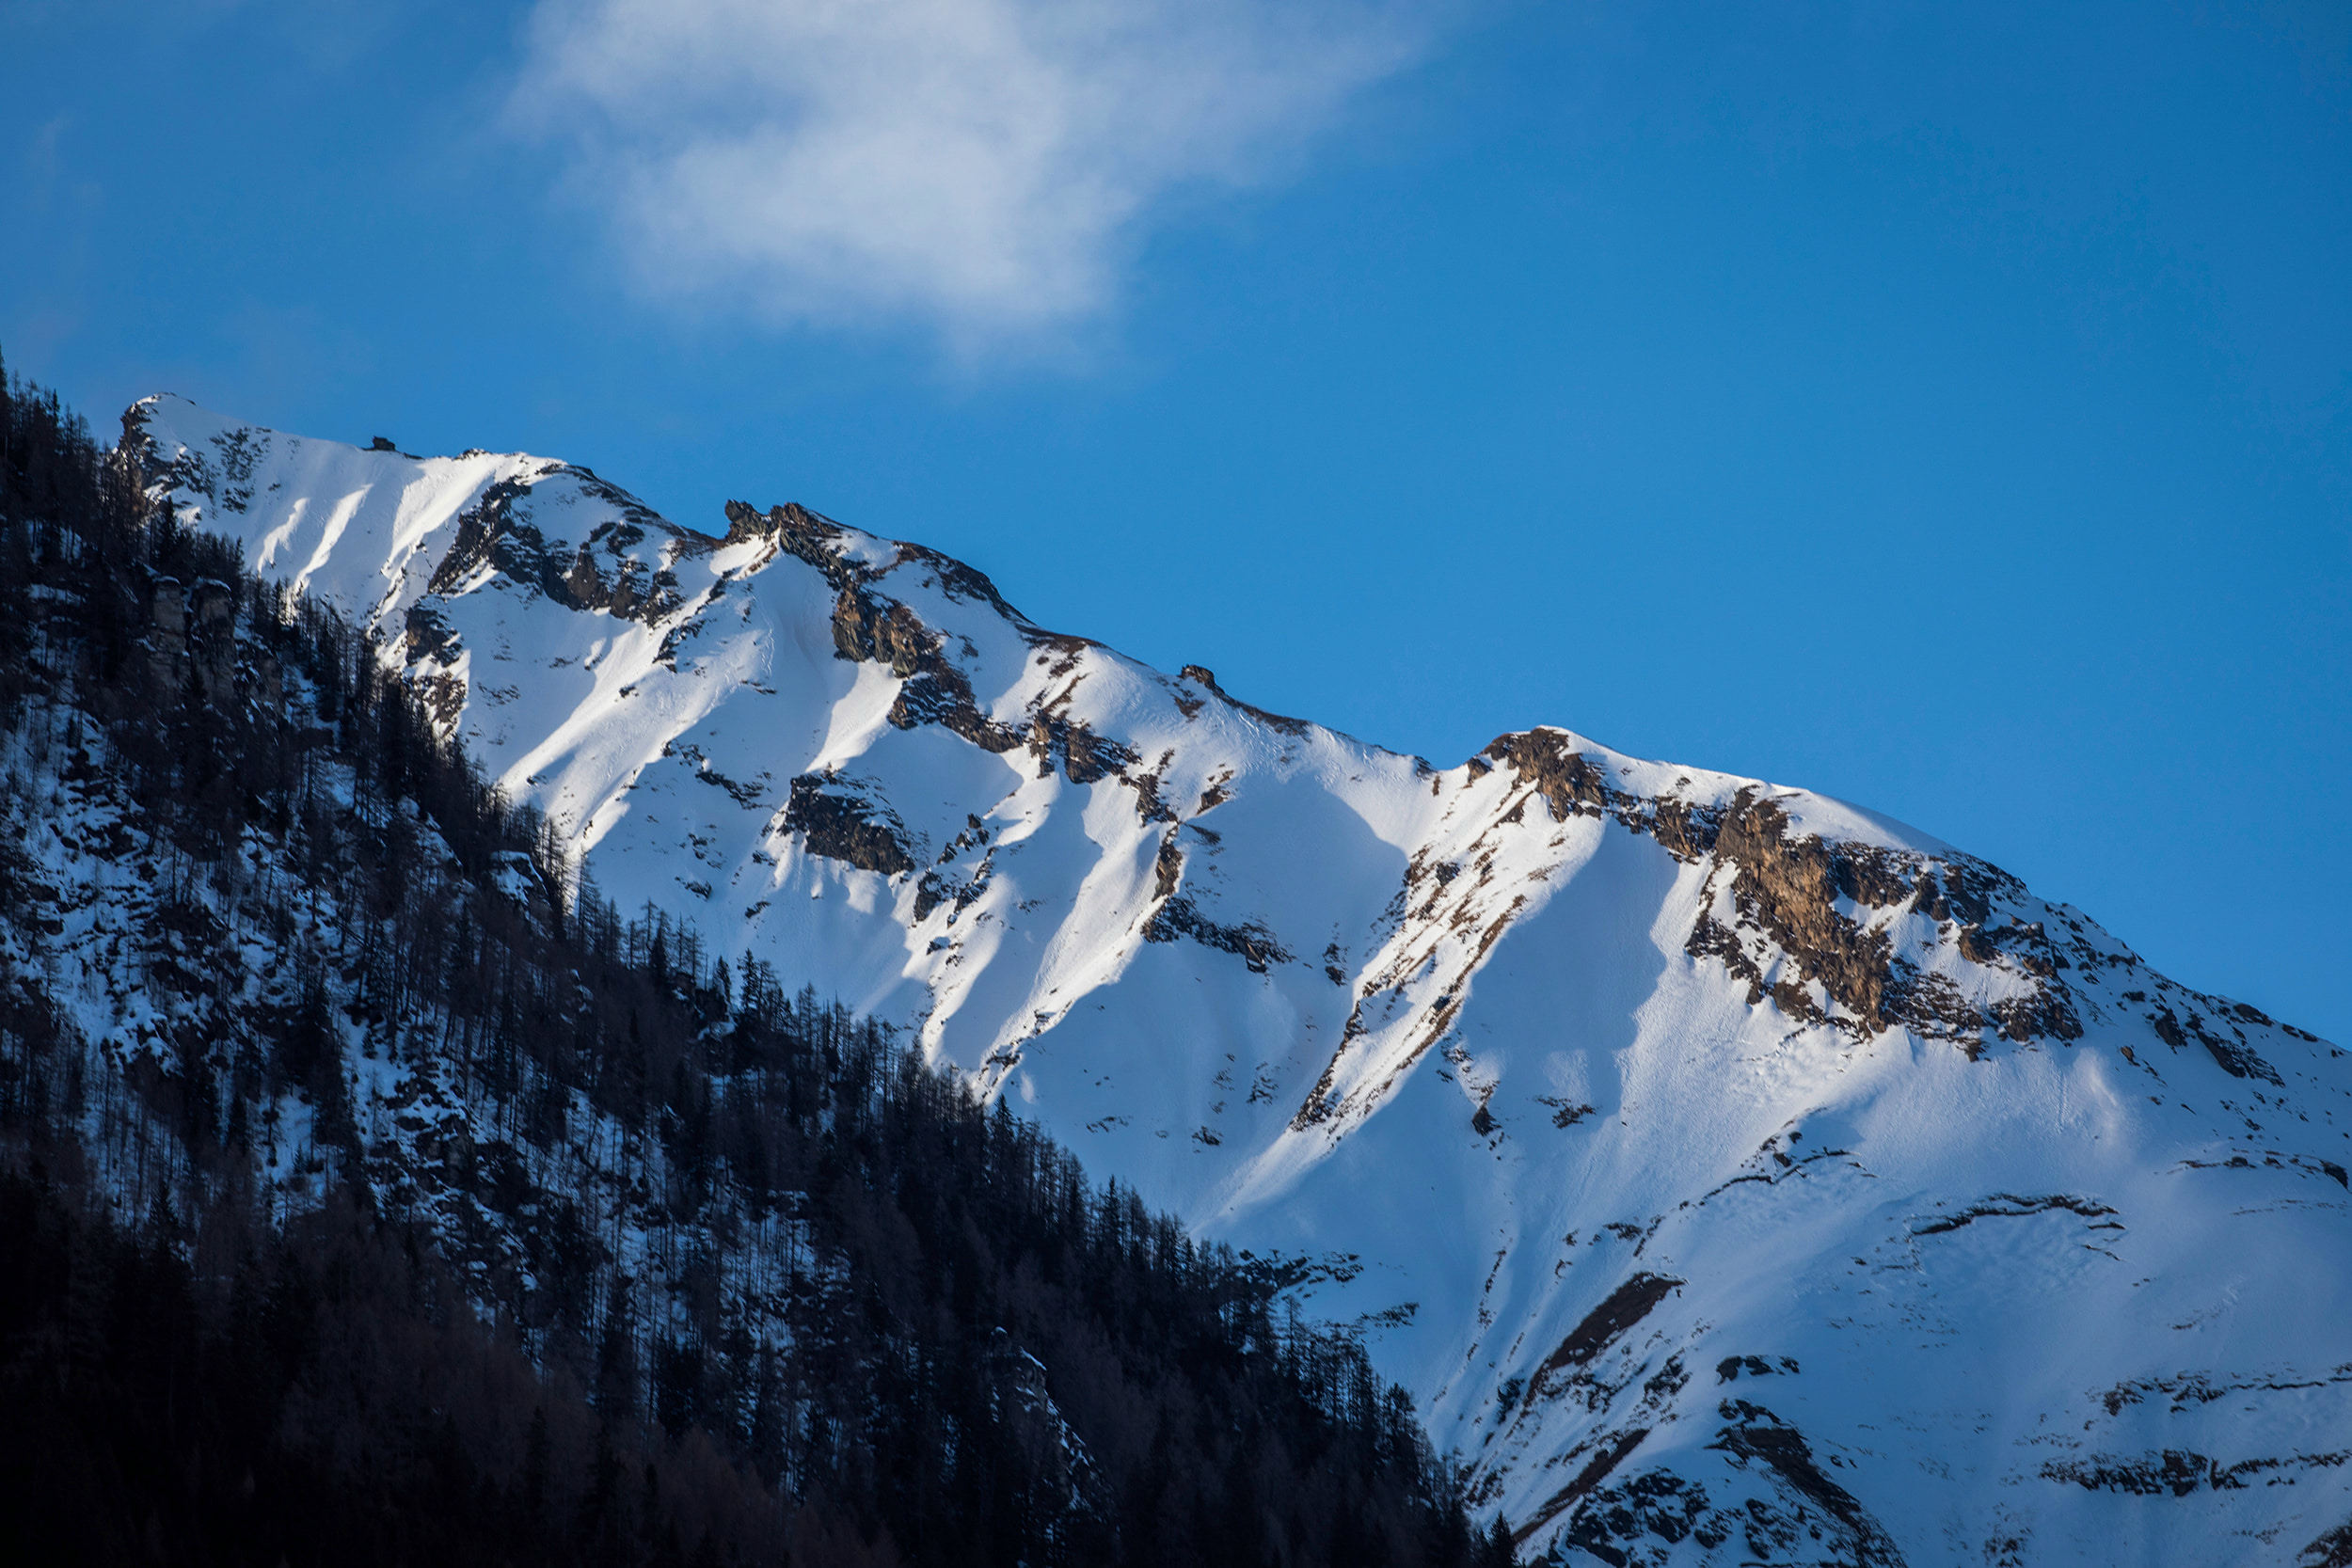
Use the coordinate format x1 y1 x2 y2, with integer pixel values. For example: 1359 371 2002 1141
0 374 1503 1564
117 392 2352 1567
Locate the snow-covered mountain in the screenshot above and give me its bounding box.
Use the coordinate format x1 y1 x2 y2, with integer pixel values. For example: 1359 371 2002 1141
133 395 2352 1566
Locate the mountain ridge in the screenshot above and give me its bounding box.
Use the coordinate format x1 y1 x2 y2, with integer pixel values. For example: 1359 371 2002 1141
0 381 1502 1566
127 392 2352 1565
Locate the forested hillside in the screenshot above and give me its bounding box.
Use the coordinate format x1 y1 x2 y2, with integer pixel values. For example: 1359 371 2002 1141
0 357 1512 1566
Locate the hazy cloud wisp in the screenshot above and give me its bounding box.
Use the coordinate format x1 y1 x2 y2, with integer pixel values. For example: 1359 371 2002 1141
514 0 1426 343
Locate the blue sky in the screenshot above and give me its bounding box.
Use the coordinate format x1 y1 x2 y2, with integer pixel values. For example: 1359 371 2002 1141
5 0 2348 1044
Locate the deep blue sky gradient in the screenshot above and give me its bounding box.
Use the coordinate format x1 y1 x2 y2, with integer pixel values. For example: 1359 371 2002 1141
5 1 2347 1042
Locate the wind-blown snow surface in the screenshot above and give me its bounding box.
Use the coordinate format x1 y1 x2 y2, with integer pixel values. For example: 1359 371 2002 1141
136 396 2352 1565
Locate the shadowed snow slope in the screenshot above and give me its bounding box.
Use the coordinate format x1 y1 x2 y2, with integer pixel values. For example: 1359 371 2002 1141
136 395 2352 1566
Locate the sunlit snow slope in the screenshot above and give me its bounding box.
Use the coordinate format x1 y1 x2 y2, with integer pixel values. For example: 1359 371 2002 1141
136 396 2352 1566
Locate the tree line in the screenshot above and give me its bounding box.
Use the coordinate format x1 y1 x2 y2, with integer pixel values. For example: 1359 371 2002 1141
0 353 1516 1566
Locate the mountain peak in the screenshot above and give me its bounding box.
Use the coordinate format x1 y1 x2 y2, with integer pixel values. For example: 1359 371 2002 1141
123 393 2352 1565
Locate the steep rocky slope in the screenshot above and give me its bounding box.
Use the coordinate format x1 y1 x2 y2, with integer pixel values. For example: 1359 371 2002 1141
136 395 2352 1565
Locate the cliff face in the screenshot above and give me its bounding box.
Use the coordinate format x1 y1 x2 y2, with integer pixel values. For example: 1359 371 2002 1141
135 394 2352 1565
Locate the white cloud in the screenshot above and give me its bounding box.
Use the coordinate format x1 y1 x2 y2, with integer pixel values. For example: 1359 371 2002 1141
513 0 1429 345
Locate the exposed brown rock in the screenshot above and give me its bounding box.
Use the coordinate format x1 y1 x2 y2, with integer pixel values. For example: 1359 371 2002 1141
723 499 866 591
830 585 881 663
914 819 995 921
1474 732 2091 1056
1062 721 1137 785
824 578 1082 764
433 475 687 626
1990 989 2080 1044
1128 757 1178 825
827 583 1032 754
1483 729 1728 860
1483 732 1614 820
1677 789 2081 1047
1910 1193 2117 1236
2042 1447 2352 1498
144 574 249 708
1704 792 1899 1030
784 773 915 878
1708 1403 1909 1567
1514 1426 1655 1545
1153 832 1184 901
1647 796 1719 862
1536 1274 1684 1387
2177 1006 2283 1084
893 540 1024 617
1143 897 1291 974
409 671 461 732
1023 711 1138 785
1174 664 1311 736
888 667 1025 753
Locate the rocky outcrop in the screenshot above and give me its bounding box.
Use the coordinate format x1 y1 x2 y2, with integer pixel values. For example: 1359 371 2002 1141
2043 1447 2352 1498
1682 790 2082 1048
783 773 915 878
723 498 866 591
1695 791 1906 1031
830 585 938 676
1484 732 1619 822
825 580 1145 780
1483 730 1722 860
1473 735 2094 1051
888 664 1026 753
1028 711 1137 784
1153 832 1184 901
431 476 691 627
984 1329 1108 1528
1535 1402 1909 1568
2301 1516 2352 1568
810 571 1035 755
1549 1460 1719 1564
1910 1193 2120 1235
2147 1002 2285 1084
1535 1275 1686 1391
1176 663 1311 736
1143 897 1291 973
145 572 271 709
722 499 1025 624
1707 1404 1909 1567
913 816 995 922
